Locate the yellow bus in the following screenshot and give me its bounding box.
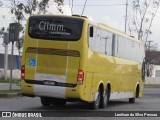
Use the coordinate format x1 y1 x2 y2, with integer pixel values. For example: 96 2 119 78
20 14 145 109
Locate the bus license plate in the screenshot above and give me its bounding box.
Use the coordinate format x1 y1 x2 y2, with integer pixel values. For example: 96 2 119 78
43 80 55 86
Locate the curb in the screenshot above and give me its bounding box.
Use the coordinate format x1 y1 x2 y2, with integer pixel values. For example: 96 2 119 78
0 92 22 98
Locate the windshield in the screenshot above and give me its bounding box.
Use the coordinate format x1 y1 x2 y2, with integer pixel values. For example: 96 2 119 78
28 16 84 41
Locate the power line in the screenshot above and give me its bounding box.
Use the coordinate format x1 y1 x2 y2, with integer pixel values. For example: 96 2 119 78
49 3 125 7
125 0 128 33
81 0 88 16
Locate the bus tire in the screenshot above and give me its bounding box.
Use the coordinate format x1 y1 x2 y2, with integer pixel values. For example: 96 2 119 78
99 86 108 108
40 97 52 106
129 85 139 103
90 87 101 110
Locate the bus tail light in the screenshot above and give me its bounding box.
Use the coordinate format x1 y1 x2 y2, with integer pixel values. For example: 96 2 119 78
77 70 84 85
21 65 25 79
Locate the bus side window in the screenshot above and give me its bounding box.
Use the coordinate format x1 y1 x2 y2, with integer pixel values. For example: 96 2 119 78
90 26 94 37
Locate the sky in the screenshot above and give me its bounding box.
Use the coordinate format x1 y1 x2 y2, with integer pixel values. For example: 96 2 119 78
0 0 160 55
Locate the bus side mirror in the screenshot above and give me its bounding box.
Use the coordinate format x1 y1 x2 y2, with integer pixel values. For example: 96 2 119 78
90 26 93 37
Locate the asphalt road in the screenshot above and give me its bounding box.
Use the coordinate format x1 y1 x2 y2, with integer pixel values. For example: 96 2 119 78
0 87 160 120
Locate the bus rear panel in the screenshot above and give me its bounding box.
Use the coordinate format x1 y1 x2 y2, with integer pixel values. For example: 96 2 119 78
21 15 89 101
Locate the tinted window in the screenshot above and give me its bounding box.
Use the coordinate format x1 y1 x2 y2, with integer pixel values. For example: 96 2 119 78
28 16 83 41
88 25 112 55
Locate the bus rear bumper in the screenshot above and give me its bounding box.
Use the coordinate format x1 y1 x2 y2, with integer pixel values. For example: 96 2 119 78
20 80 89 101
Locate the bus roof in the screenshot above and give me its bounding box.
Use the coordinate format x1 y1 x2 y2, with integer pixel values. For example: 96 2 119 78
93 22 143 45
97 23 143 44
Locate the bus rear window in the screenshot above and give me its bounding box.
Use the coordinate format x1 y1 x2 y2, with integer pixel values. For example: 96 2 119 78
28 16 84 41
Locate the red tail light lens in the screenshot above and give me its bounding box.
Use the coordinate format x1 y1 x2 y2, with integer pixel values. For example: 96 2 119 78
77 70 84 85
21 65 25 79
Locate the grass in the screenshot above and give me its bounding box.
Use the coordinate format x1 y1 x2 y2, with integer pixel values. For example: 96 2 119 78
144 84 160 88
0 78 20 84
0 90 20 94
0 78 20 94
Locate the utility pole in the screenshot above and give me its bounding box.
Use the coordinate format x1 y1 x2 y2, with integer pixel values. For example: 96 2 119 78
125 0 128 33
4 44 8 80
3 33 9 80
10 41 14 90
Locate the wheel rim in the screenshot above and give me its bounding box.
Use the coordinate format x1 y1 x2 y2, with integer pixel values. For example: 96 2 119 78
95 89 100 107
104 91 107 105
99 89 108 108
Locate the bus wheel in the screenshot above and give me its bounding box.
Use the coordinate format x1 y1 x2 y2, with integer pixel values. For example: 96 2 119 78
40 97 52 106
129 86 139 103
100 87 108 108
52 98 67 106
91 88 100 110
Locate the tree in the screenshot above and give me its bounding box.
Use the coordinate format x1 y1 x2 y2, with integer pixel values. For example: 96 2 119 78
145 41 159 77
128 0 160 77
129 0 160 42
38 0 49 14
55 0 64 14
6 0 64 51
145 50 160 77
1 0 64 68
24 0 38 16
1 0 64 38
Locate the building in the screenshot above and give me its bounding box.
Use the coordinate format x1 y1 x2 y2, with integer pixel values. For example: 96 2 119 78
146 51 160 78
0 53 21 70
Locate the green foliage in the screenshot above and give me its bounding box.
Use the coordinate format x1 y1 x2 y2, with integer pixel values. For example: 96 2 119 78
55 0 64 6
130 0 160 42
1 0 64 49
10 1 25 24
17 3 24 10
10 0 64 21
0 78 19 84
38 0 49 14
0 90 20 94
55 0 64 13
144 84 160 88
24 0 38 15
38 0 64 14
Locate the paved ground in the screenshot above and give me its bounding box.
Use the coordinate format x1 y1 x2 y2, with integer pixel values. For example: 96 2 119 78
0 87 160 120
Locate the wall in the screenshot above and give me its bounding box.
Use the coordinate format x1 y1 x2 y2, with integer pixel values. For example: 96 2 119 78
145 77 160 85
151 65 160 77
0 53 21 70
0 69 20 80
